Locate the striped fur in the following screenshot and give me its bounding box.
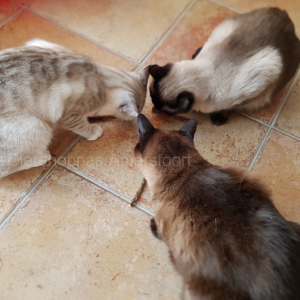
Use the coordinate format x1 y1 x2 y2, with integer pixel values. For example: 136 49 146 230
0 39 149 178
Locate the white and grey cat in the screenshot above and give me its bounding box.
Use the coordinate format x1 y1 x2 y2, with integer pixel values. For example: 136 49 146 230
149 8 300 125
0 39 149 178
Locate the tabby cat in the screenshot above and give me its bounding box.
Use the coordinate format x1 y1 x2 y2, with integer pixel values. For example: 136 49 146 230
0 39 149 178
135 114 300 300
149 8 300 125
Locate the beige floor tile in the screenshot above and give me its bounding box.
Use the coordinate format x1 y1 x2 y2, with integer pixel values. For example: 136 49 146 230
276 77 300 138
143 95 268 168
0 10 135 69
0 162 52 222
251 130 300 224
63 119 143 200
192 113 267 168
30 0 191 61
0 10 135 159
0 166 182 300
147 0 236 65
0 0 19 24
218 0 300 34
247 83 291 124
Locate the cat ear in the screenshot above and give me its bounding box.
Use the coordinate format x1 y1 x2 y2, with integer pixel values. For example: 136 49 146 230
179 119 198 140
137 114 156 141
140 65 150 85
149 64 172 80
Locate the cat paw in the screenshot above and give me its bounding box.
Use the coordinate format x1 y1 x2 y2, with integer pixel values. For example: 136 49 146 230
87 124 103 140
210 110 231 126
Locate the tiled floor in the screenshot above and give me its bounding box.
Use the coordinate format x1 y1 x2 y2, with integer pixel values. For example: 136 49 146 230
0 0 299 298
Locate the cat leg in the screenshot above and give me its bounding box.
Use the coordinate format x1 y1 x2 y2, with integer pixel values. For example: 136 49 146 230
150 218 162 240
192 47 203 59
60 115 103 140
0 113 53 178
209 110 232 126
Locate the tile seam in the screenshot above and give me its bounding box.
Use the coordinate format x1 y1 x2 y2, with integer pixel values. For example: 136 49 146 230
273 127 300 142
0 162 57 229
54 135 82 161
247 127 272 170
269 69 300 127
25 8 139 66
138 0 197 67
247 69 300 170
238 112 271 127
8 0 35 8
0 6 24 28
209 0 244 14
58 163 154 216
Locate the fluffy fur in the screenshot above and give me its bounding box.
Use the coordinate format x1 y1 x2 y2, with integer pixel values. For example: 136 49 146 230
149 8 300 125
135 114 300 300
0 39 149 178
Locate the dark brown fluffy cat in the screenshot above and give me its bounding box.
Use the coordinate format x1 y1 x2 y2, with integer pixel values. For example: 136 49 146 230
135 114 300 300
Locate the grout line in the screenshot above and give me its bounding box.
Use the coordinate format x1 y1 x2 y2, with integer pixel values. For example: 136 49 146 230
58 164 154 216
138 0 197 66
0 162 57 230
0 134 80 229
9 0 36 8
134 202 154 217
130 178 146 206
133 64 142 72
273 127 300 142
247 127 272 170
0 6 24 28
269 70 300 127
209 0 244 14
247 70 300 170
25 8 139 66
56 135 82 160
238 112 270 127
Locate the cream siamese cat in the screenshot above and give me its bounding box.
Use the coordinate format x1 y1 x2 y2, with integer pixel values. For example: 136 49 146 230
149 8 300 125
0 39 149 178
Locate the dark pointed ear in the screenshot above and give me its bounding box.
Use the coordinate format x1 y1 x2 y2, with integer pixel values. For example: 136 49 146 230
137 114 156 141
149 64 172 80
176 92 194 113
179 119 198 141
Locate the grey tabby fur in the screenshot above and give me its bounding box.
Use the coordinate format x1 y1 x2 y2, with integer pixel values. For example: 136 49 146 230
0 39 149 178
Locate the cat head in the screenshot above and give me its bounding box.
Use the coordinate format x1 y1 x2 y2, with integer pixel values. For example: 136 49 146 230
149 64 195 115
105 66 150 121
135 114 198 187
